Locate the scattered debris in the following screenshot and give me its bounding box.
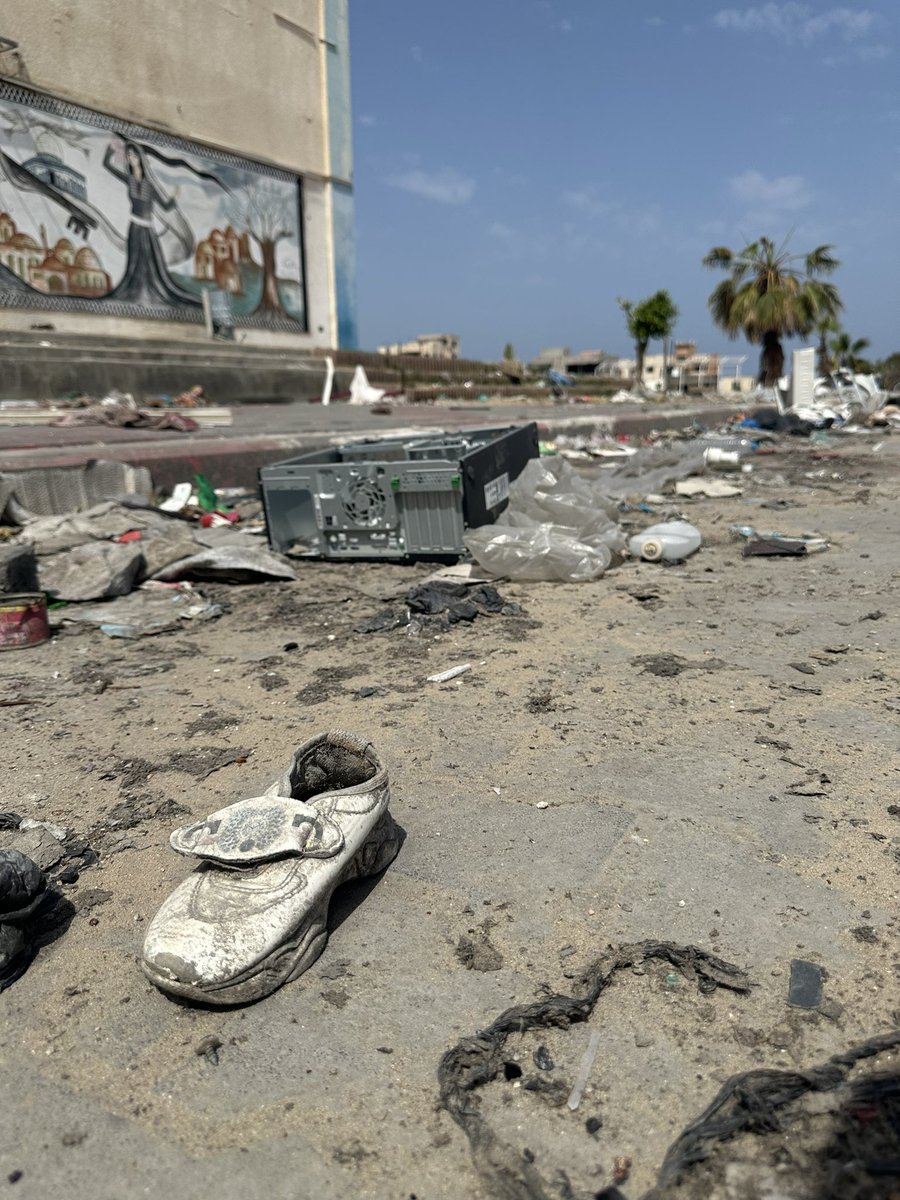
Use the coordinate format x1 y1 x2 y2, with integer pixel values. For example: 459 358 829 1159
628 520 701 563
0 849 49 992
567 1030 602 1111
743 536 810 558
533 1045 555 1072
194 1035 223 1065
466 456 625 582
57 582 221 637
427 664 472 684
0 592 49 650
788 959 823 1009
455 921 504 972
632 653 727 677
738 527 828 557
674 477 742 499
439 940 750 1199
651 1028 900 1193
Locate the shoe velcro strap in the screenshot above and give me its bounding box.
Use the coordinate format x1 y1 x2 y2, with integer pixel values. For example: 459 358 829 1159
170 796 345 866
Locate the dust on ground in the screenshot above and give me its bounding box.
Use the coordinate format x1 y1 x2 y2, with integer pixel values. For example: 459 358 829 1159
1 434 898 1200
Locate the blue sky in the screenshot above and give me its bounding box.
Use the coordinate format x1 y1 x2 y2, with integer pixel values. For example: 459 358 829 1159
349 1 898 364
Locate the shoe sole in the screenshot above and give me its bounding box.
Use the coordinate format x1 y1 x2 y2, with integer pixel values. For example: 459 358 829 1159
141 810 401 1006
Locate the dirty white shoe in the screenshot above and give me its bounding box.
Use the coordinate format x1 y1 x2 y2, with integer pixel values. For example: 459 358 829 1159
142 730 400 1005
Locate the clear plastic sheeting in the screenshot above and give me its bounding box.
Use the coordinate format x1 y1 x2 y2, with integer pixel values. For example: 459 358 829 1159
465 456 626 582
598 443 707 499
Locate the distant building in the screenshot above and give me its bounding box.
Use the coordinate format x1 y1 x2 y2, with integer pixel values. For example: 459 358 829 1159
666 341 719 392
528 347 570 374
530 347 630 378
563 349 620 377
606 357 636 380
378 333 460 359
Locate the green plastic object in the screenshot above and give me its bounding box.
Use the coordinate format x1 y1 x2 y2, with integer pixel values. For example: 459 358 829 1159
194 473 219 513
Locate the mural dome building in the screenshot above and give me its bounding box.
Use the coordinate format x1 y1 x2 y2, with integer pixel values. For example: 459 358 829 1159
22 133 88 201
0 212 44 280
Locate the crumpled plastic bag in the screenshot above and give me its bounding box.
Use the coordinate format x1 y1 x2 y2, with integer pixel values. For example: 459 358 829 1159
465 457 626 582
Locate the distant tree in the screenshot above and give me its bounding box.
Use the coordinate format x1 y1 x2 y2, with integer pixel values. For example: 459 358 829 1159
814 314 840 377
503 342 516 361
617 290 678 390
877 352 900 391
830 331 871 373
703 236 842 387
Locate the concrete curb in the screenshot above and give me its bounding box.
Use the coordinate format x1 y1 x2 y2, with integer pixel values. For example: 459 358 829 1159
0 402 748 489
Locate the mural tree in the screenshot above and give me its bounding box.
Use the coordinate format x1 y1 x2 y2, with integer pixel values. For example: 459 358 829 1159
227 181 295 316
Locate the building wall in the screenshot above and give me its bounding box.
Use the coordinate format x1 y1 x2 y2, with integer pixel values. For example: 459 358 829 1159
0 0 355 348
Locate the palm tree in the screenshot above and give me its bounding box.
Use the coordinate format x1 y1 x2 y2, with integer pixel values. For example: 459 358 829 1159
814 314 840 377
829 331 871 373
703 237 842 387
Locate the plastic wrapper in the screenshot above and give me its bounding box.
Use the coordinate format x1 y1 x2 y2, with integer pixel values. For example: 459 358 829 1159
465 457 625 582
598 444 707 499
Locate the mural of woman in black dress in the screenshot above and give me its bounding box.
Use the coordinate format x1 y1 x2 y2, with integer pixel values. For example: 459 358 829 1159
103 137 224 308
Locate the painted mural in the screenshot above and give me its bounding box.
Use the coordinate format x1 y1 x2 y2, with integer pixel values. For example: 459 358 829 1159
0 84 306 330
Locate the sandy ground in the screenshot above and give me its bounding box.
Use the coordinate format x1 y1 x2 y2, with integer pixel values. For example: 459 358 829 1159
1 431 898 1200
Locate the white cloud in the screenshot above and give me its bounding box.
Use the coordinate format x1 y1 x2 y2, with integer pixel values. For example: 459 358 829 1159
559 18 573 33
358 114 377 128
488 222 517 241
713 4 879 44
562 186 612 219
385 167 476 205
856 42 891 59
562 186 660 236
645 15 664 26
728 169 811 212
410 44 424 64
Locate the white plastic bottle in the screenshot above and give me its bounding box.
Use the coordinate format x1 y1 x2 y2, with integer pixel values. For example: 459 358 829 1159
628 520 701 563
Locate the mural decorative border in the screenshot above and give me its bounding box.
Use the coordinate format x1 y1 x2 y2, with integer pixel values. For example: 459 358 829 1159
0 82 308 332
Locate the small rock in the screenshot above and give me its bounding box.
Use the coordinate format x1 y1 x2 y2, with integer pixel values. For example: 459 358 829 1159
613 1156 632 1185
533 1045 554 1071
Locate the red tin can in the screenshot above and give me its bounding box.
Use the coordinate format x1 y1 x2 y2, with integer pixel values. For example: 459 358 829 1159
0 593 50 651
